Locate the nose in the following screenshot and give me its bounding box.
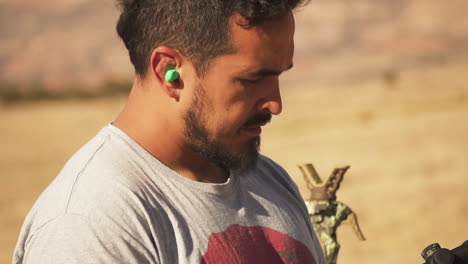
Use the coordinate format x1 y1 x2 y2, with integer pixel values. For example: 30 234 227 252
256 80 282 115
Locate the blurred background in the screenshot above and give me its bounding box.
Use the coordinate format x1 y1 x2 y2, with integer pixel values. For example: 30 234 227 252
1 0 467 263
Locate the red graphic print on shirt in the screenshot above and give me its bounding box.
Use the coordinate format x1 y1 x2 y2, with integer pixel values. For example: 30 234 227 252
202 224 316 264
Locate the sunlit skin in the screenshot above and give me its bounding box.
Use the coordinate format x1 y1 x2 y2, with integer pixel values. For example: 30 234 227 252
114 12 295 184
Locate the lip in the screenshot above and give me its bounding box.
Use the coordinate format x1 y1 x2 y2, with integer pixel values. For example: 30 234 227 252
241 119 270 136
243 121 268 136
244 126 262 136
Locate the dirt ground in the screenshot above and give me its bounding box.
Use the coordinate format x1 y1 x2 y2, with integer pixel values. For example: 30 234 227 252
1 63 467 263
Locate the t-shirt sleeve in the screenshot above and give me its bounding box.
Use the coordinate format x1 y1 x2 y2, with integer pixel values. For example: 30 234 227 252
21 213 157 264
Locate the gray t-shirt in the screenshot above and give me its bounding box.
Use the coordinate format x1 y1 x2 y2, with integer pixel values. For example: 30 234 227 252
13 125 326 264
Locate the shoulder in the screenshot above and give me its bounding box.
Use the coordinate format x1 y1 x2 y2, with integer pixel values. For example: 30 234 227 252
253 155 306 204
19 125 161 245
257 155 299 190
19 157 157 241
14 212 157 263
14 127 160 262
257 155 288 176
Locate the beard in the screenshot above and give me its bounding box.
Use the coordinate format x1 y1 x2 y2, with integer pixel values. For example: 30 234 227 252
182 84 271 175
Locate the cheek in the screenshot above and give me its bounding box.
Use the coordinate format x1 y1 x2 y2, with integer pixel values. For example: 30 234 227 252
201 76 262 135
211 95 256 135
208 105 246 135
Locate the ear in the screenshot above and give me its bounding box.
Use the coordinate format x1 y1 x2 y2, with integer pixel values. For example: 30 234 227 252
149 46 184 101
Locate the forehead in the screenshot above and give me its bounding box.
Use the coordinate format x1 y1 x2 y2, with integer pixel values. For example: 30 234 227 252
211 13 295 74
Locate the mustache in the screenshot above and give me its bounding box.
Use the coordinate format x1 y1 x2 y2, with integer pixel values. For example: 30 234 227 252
242 113 272 128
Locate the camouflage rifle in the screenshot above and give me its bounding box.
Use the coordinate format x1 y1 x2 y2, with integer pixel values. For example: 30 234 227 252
299 164 365 264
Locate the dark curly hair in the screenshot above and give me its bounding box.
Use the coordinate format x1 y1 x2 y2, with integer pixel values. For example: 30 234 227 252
116 0 307 77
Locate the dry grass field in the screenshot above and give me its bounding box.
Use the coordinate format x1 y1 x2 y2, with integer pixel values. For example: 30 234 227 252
1 63 467 263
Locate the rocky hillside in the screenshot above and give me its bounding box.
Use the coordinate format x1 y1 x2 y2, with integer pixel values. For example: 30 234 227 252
0 0 129 91
293 0 468 82
1 0 467 92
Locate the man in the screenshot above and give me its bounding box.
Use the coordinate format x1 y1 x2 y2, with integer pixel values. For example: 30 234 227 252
13 0 326 263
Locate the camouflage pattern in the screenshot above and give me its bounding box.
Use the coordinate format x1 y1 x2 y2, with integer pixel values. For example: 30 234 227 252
299 164 365 264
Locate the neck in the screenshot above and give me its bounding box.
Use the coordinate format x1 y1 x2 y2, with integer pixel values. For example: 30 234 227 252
113 79 228 184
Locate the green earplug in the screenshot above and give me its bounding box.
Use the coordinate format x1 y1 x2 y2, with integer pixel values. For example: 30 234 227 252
165 69 180 82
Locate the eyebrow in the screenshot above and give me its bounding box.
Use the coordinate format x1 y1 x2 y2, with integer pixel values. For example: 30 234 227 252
247 64 294 78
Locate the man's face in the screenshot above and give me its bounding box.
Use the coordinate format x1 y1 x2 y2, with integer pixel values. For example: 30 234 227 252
183 12 295 174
